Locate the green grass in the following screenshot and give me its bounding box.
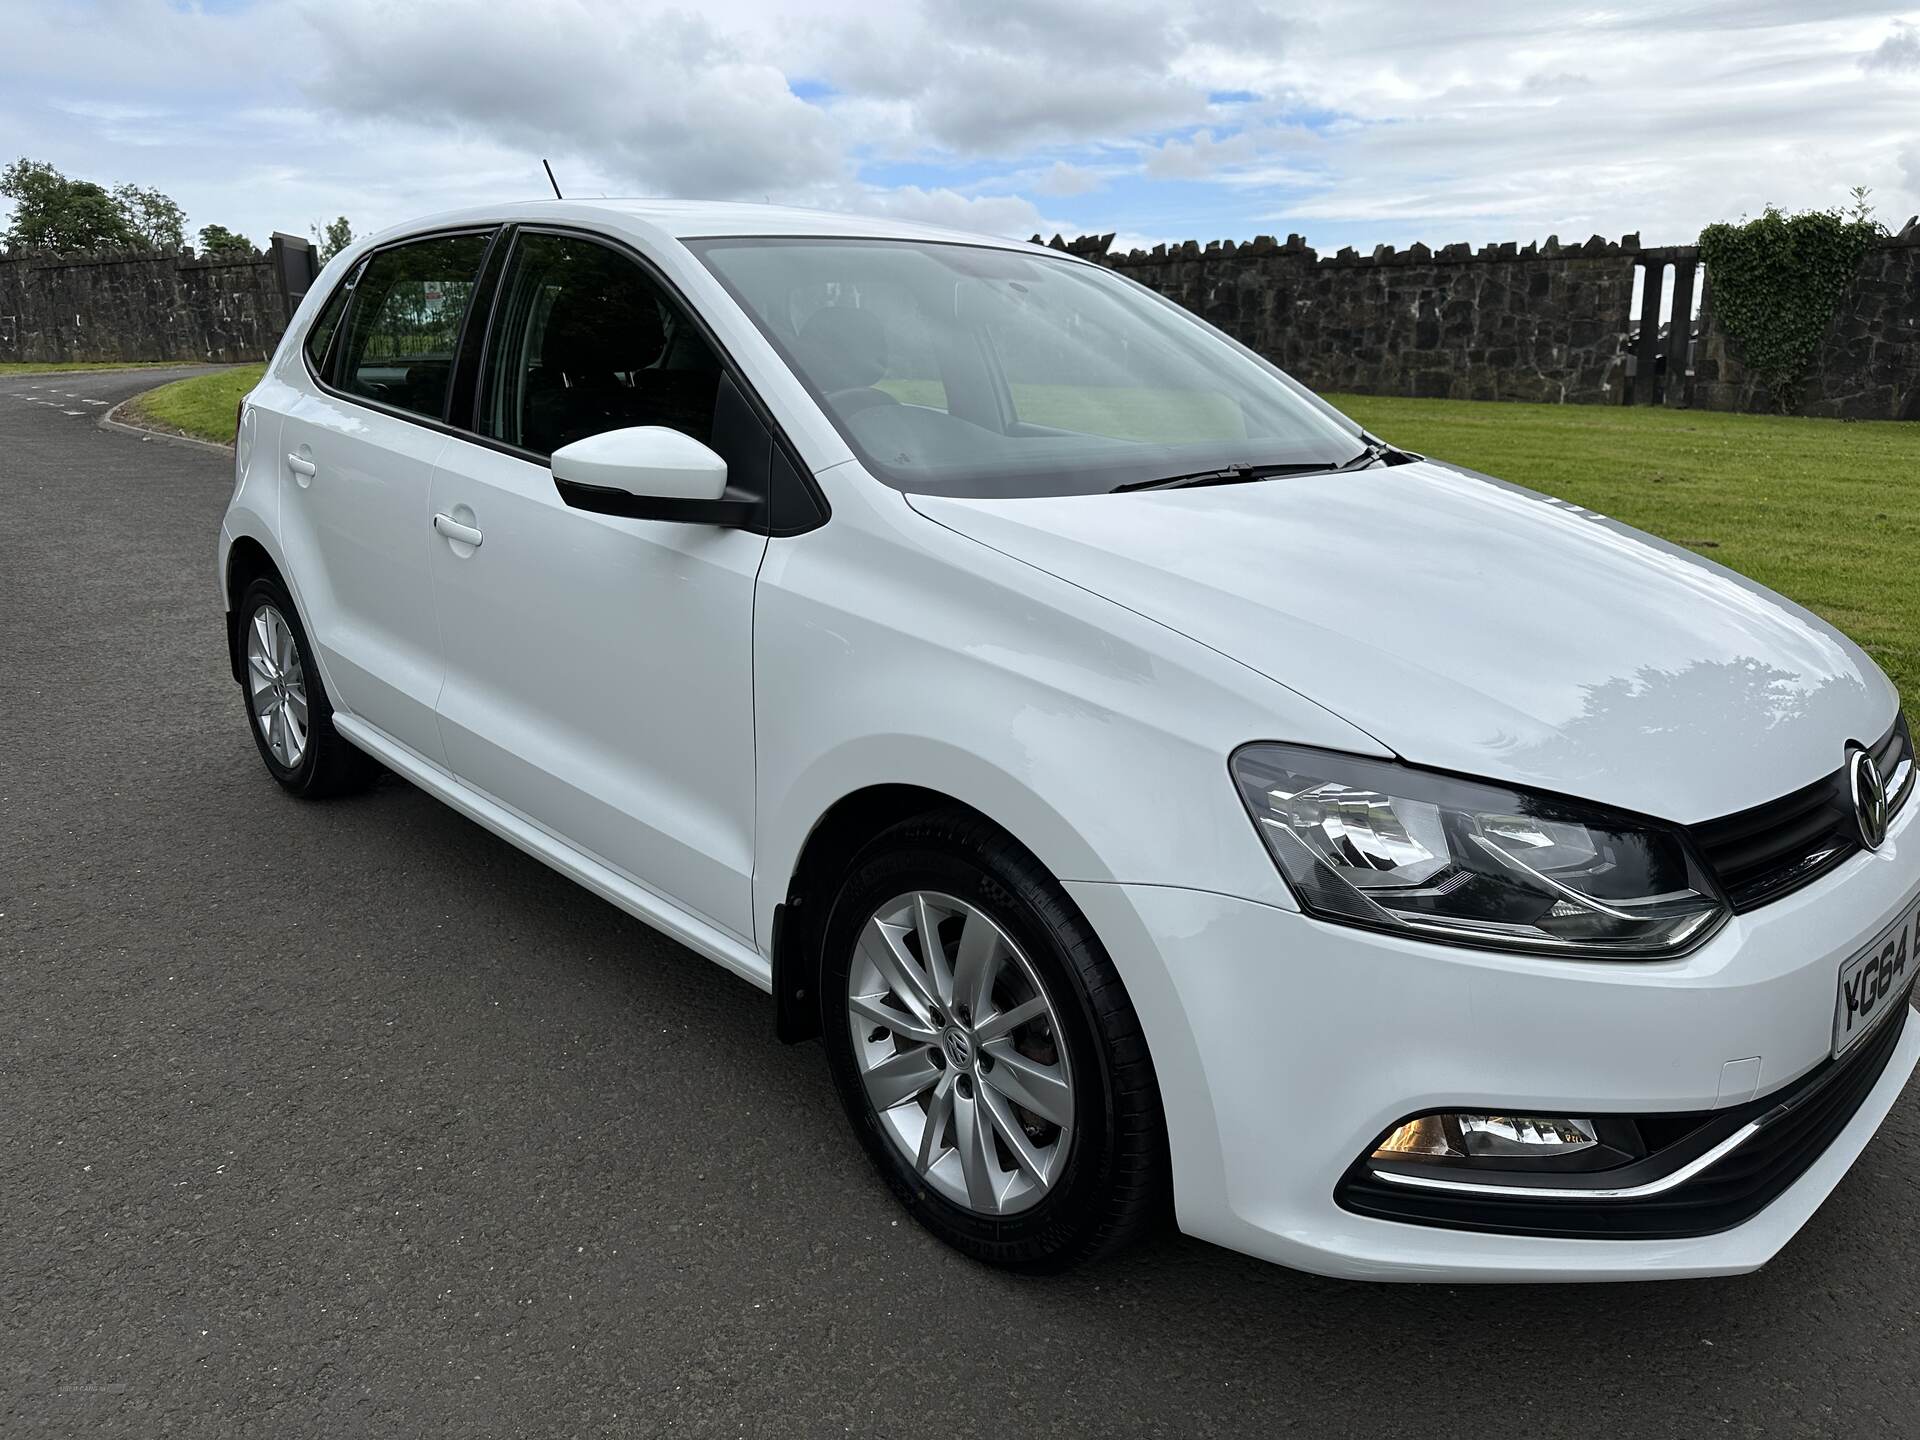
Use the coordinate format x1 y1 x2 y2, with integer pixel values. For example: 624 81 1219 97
1327 393 1920 710
0 361 186 376
131 365 1919 707
123 364 264 445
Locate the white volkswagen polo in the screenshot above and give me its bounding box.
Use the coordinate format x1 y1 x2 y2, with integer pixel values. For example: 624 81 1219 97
219 201 1918 1281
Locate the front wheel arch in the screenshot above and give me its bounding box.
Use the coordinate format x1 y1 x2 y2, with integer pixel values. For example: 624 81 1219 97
775 784 1010 1044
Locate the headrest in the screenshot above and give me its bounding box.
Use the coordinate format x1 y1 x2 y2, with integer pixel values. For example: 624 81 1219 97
542 284 667 377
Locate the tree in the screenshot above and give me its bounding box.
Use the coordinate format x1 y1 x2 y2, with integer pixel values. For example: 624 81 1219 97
197 223 256 257
113 183 186 250
1 158 197 255
311 215 353 262
1 158 135 253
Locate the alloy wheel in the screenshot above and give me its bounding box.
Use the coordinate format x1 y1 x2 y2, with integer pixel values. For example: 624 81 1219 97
847 890 1075 1215
245 603 309 769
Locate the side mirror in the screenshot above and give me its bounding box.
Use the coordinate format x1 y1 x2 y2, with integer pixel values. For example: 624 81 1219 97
550 426 754 527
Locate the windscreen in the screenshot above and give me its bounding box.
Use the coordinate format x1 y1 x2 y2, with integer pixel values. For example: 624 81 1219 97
690 237 1362 499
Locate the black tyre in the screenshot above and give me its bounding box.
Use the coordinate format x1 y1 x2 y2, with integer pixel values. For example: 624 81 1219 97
236 576 377 798
819 809 1167 1270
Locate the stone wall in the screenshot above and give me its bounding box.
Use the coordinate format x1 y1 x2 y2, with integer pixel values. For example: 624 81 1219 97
1042 221 1920 418
1691 227 1920 420
1087 232 1641 405
0 232 317 366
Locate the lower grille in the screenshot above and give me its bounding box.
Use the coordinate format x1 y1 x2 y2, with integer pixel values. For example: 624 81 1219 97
1337 999 1910 1240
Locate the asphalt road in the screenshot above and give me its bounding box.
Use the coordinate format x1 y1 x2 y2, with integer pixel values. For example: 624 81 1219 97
5 366 1919 1439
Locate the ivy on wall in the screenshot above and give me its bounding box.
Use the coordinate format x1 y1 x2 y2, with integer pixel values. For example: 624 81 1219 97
1698 198 1882 412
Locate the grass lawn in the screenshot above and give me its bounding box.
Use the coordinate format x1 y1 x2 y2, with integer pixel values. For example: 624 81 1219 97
122 364 263 445
136 365 1918 707
0 361 187 376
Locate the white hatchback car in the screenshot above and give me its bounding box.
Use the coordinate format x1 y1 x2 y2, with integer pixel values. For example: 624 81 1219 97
220 201 1919 1281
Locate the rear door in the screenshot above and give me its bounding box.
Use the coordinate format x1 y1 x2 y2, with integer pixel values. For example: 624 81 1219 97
276 229 495 766
425 229 769 941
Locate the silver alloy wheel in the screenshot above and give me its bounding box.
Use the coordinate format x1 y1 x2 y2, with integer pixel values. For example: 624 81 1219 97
847 890 1075 1215
245 604 310 769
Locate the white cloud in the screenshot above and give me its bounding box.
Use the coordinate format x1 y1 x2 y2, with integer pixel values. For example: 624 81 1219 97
1144 130 1257 180
1863 19 1920 68
850 185 1077 240
294 1 845 200
1140 125 1319 181
3 0 1919 254
1033 162 1105 197
1245 0 1920 246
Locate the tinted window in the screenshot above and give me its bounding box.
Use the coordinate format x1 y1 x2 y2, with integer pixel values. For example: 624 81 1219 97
335 232 491 420
480 231 722 457
302 267 354 380
691 237 1362 499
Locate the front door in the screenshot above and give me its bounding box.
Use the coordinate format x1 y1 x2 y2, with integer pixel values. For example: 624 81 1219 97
426 230 766 942
277 230 494 766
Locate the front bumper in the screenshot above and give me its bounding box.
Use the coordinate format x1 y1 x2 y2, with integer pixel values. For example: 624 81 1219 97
1064 796 1920 1283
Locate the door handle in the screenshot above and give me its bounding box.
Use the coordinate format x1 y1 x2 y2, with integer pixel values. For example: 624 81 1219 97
432 512 484 548
286 453 317 477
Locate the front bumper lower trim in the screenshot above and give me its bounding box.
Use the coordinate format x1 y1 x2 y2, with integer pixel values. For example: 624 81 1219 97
1369 1120 1765 1201
1339 993 1912 1240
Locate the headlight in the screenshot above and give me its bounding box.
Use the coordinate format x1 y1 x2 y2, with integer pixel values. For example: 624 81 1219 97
1230 744 1727 958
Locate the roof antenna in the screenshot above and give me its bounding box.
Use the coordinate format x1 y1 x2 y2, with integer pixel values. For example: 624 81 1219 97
542 158 563 200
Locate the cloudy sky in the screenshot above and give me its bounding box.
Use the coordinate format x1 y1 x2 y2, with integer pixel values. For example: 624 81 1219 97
5 0 1919 257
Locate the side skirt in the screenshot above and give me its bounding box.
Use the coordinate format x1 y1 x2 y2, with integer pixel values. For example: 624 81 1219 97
332 714 773 994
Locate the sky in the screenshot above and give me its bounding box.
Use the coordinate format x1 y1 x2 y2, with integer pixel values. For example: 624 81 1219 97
4 0 1919 259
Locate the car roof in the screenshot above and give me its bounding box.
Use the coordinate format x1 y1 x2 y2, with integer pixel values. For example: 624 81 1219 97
356 197 1051 255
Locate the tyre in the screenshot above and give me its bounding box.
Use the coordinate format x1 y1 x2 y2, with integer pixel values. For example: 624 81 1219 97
819 809 1167 1270
236 576 377 798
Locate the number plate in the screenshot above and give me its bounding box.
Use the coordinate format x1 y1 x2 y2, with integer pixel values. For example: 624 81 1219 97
1834 896 1920 1059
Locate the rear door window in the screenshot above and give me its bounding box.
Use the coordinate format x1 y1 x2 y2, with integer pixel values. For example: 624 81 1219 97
334 232 492 420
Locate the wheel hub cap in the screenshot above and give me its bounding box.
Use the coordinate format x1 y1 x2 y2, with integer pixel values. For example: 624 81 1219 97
847 890 1075 1216
942 1028 974 1071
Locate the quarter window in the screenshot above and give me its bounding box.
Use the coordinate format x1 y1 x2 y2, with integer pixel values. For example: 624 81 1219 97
334 232 492 420
302 268 354 381
479 232 722 457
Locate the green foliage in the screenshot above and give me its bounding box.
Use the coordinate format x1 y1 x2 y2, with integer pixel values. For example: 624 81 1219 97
2 158 135 252
312 215 353 262
2 158 192 254
1698 195 1883 412
197 223 256 257
113 183 186 250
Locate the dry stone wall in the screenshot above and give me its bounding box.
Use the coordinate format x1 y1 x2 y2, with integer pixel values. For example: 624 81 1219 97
0 233 317 366
1042 220 1920 418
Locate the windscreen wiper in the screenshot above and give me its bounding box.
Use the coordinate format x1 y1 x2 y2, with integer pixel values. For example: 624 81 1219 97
1112 438 1398 494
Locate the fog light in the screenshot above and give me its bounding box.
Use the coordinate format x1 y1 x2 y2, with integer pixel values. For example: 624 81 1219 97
1374 1113 1599 1161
